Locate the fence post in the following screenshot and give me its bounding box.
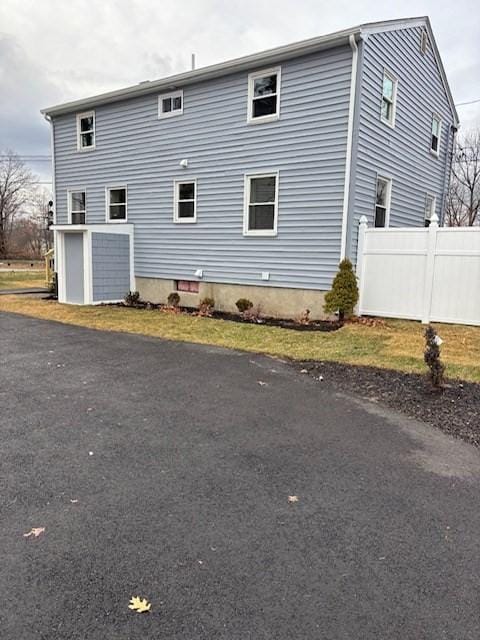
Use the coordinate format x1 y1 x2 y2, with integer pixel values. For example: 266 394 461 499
356 216 368 316
421 213 439 324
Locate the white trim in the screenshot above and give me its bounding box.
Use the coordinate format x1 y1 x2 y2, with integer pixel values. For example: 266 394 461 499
380 69 397 128
105 185 128 223
243 171 279 237
247 66 281 124
375 174 392 227
158 90 184 119
83 230 92 304
340 34 359 259
173 179 197 223
76 110 96 151
67 188 87 224
430 113 442 156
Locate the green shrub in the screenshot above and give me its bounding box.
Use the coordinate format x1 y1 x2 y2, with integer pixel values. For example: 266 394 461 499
236 298 253 313
198 297 215 317
324 259 358 321
167 291 180 307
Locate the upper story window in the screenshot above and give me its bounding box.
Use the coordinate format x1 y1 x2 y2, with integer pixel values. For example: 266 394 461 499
158 90 183 118
424 194 436 226
375 176 391 227
247 67 281 124
106 186 127 222
174 180 196 223
244 172 278 236
381 71 397 127
430 115 442 155
76 111 95 150
68 190 86 224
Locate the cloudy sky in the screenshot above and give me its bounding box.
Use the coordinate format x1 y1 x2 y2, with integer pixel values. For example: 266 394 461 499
1 0 479 187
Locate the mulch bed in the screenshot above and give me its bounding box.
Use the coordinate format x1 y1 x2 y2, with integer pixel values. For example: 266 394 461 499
118 302 342 332
294 361 480 447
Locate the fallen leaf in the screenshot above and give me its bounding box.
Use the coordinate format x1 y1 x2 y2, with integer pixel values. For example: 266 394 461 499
288 495 299 503
257 381 267 386
24 527 45 538
70 499 79 504
88 451 94 456
128 596 151 613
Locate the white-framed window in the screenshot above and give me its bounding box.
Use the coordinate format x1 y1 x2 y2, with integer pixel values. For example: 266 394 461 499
67 190 86 224
244 172 279 236
374 176 392 228
424 194 436 226
106 186 127 222
381 70 397 127
247 67 281 124
158 90 183 118
76 111 95 150
174 180 196 223
430 115 442 155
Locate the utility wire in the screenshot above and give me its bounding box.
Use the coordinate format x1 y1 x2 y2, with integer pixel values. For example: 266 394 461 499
455 98 480 107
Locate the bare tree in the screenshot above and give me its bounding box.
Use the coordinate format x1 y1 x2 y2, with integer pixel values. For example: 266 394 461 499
0 150 35 258
446 130 480 226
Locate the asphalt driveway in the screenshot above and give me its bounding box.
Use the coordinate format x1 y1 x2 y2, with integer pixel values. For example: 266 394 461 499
1 311 480 639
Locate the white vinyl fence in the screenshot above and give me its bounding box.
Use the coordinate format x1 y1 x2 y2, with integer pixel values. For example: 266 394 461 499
356 214 480 326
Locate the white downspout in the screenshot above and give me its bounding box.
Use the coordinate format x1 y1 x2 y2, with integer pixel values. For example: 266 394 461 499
340 34 359 260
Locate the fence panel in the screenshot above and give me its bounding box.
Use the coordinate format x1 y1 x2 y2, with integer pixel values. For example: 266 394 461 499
356 215 480 326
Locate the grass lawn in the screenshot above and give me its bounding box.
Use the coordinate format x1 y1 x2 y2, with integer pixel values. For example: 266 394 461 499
0 270 45 290
1 295 479 383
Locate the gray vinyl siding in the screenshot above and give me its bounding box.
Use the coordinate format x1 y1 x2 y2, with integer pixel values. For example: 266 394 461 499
53 46 353 291
92 233 130 302
348 26 455 258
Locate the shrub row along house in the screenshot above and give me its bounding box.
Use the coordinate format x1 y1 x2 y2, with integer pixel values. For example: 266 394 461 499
42 16 458 317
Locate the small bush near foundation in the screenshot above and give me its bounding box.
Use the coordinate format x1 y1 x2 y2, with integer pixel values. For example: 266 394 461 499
167 292 180 307
299 309 311 325
198 297 215 317
424 325 445 389
236 298 253 314
124 290 141 306
324 259 358 322
243 304 263 323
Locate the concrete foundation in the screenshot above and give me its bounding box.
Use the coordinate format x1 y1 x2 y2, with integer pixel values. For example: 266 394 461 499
135 277 328 320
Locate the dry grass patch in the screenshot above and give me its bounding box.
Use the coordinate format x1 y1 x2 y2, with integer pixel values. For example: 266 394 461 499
0 295 479 383
0 270 45 290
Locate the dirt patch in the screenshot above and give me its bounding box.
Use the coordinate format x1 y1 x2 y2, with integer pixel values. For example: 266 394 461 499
295 361 480 447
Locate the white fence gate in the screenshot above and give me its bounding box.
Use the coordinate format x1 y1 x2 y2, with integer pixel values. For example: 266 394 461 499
356 214 480 326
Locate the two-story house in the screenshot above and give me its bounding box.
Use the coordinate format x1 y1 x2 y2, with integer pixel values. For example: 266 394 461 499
42 16 458 317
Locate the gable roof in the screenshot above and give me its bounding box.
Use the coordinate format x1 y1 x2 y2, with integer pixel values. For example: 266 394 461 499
41 16 458 125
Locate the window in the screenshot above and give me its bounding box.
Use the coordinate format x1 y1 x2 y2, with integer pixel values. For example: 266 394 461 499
174 180 196 223
420 29 429 54
106 187 127 222
176 280 199 293
431 115 442 155
68 190 86 224
374 176 391 227
247 67 281 123
76 111 95 150
244 173 278 235
381 71 397 127
424 194 436 226
158 90 183 118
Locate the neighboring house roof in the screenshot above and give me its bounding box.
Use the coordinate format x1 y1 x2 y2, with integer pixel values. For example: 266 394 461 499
41 16 459 125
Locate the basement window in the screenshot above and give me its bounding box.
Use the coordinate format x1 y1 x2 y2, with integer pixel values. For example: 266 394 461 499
176 280 199 293
158 90 183 118
76 111 95 150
